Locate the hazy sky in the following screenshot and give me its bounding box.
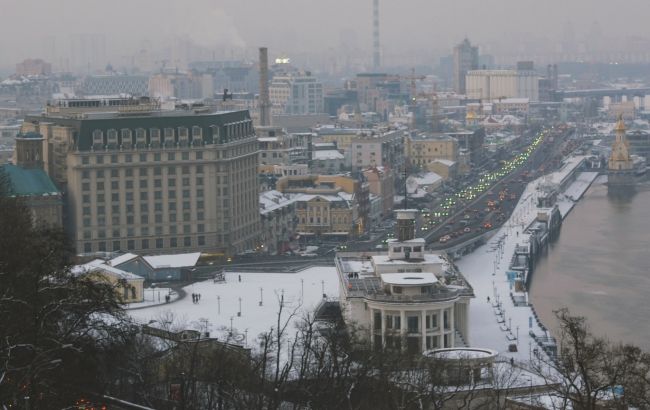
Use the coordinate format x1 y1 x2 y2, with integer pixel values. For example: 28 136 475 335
2 0 650 70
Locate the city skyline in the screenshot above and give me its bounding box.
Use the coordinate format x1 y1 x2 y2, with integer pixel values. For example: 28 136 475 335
3 0 650 72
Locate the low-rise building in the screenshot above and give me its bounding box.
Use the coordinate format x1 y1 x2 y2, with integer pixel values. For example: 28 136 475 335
406 133 458 172
428 159 457 180
73 258 145 303
295 193 357 238
310 143 345 174
335 210 473 353
259 190 298 255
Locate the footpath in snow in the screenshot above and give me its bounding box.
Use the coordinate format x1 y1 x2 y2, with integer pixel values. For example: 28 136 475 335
456 163 598 364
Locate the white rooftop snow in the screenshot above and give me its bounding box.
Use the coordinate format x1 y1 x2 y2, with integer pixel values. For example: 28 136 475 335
312 150 344 160
144 252 201 269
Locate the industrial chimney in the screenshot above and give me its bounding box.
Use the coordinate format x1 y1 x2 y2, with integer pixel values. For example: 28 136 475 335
259 47 271 126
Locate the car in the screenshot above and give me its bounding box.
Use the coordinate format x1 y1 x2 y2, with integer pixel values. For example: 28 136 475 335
464 227 471 233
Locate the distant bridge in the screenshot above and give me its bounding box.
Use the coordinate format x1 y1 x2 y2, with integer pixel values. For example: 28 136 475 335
554 87 650 100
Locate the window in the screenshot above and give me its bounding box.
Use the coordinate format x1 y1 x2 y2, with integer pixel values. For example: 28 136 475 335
167 166 176 175
82 182 90 191
198 236 205 246
196 177 203 186
107 129 118 147
195 151 203 160
184 236 191 247
84 243 92 253
127 240 135 249
141 215 148 224
168 179 176 187
154 167 162 176
125 169 133 177
141 227 149 236
121 129 132 146
393 286 402 294
96 182 104 190
167 152 175 161
112 241 121 251
444 310 450 330
140 191 148 201
140 179 148 188
170 238 177 248
82 156 89 165
126 192 133 201
135 128 146 146
139 168 148 176
110 169 118 178
196 165 203 174
170 213 177 222
155 203 163 212
92 130 103 146
95 170 104 179
141 239 149 250
155 214 162 223
139 153 147 162
150 128 161 146
394 316 401 330
182 166 190 174
156 238 163 249
140 204 148 212
111 154 118 164
111 181 119 190
126 180 133 189
407 316 419 333
182 152 190 161
127 228 134 237
96 194 105 203
197 201 204 210
154 153 161 161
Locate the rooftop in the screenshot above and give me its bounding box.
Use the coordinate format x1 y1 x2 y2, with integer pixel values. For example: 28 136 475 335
1 164 60 197
380 272 438 286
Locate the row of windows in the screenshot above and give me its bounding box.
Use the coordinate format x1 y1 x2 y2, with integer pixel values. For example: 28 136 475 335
83 235 206 253
83 189 204 203
92 126 203 145
82 200 205 216
300 216 348 225
81 151 203 165
83 223 205 239
81 177 204 192
82 211 204 227
82 165 204 179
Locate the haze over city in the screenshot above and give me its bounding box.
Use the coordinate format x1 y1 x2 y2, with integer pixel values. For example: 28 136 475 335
3 0 650 408
3 0 650 72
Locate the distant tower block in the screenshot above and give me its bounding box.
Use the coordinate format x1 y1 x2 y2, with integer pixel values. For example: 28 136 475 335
259 47 271 126
373 0 381 69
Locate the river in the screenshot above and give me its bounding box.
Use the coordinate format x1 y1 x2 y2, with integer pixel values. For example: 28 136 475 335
529 178 650 350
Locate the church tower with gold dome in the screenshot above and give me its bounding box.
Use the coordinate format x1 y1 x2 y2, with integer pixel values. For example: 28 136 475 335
608 115 635 187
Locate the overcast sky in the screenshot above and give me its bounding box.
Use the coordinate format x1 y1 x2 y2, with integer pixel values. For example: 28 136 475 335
2 0 650 71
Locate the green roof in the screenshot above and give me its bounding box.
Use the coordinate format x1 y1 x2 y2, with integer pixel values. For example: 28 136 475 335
1 164 60 196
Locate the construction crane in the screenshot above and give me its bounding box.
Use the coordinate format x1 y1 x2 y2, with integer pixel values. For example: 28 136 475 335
403 68 426 104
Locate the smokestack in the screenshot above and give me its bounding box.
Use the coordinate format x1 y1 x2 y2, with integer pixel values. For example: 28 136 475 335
372 0 380 70
259 47 271 126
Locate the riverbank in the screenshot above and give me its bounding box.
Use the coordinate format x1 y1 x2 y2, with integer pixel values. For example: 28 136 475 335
529 177 650 351
456 159 597 364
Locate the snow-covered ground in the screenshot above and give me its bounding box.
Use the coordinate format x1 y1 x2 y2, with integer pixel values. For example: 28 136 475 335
129 267 338 346
126 287 178 310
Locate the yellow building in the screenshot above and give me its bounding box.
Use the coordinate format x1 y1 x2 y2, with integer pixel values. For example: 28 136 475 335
73 259 145 303
406 134 458 173
428 159 458 180
295 194 357 237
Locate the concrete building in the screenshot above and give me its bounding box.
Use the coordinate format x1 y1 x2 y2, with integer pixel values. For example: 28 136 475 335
447 129 486 170
257 126 309 167
310 143 346 174
335 210 473 353
466 70 539 101
362 166 394 219
78 75 149 96
350 129 405 172
149 71 214 100
16 58 52 77
406 133 458 172
627 130 650 160
269 72 324 115
21 98 260 256
453 39 479 94
259 190 298 255
493 98 530 114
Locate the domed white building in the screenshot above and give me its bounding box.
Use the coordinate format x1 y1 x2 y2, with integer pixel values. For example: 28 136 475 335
336 210 474 353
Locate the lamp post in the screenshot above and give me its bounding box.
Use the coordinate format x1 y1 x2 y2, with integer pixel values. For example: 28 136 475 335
259 287 263 306
217 296 221 315
238 297 242 317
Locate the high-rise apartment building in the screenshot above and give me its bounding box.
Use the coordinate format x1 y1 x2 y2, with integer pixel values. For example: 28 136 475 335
269 72 324 115
21 97 260 256
453 39 479 95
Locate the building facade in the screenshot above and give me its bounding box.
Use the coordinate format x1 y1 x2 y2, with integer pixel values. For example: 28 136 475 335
336 210 473 353
466 70 539 101
453 39 479 94
362 167 394 219
269 72 324 115
21 100 260 255
406 133 459 171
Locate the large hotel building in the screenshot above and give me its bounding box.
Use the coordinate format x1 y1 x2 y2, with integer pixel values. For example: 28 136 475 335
20 97 260 255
